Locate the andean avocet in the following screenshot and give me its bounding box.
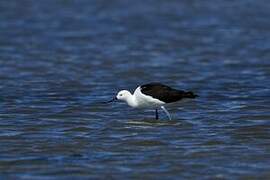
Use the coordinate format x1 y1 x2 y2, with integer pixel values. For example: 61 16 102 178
106 82 198 120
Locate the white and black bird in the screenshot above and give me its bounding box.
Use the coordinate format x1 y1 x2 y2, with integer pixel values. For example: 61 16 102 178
105 82 198 120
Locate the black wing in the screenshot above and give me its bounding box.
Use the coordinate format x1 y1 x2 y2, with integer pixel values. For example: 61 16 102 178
140 83 187 103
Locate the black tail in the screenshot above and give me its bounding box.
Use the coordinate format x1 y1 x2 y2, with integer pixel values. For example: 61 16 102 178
183 91 198 99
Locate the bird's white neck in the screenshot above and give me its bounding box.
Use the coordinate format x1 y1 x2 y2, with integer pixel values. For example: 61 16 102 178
125 92 138 108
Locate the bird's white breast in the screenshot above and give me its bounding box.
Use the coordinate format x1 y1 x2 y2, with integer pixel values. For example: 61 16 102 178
133 87 165 108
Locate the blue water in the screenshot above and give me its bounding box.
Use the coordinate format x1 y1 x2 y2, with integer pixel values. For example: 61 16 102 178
0 0 270 179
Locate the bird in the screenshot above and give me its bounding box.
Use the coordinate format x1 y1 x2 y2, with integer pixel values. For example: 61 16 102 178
105 82 198 120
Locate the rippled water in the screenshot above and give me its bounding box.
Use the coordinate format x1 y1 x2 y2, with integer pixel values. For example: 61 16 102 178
0 0 270 179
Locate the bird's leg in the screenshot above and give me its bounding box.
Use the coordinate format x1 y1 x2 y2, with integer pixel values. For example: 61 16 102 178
161 106 172 120
155 109 159 120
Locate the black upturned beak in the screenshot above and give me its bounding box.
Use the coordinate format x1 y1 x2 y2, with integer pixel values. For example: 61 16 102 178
103 97 117 104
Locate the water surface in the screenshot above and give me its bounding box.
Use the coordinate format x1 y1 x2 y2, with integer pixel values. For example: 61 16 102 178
0 0 270 179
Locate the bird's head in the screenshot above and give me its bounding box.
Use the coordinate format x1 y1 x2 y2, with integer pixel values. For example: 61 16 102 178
103 90 132 104
116 90 131 101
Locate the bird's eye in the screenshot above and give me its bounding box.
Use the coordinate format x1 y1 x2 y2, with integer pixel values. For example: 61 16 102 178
120 94 123 96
